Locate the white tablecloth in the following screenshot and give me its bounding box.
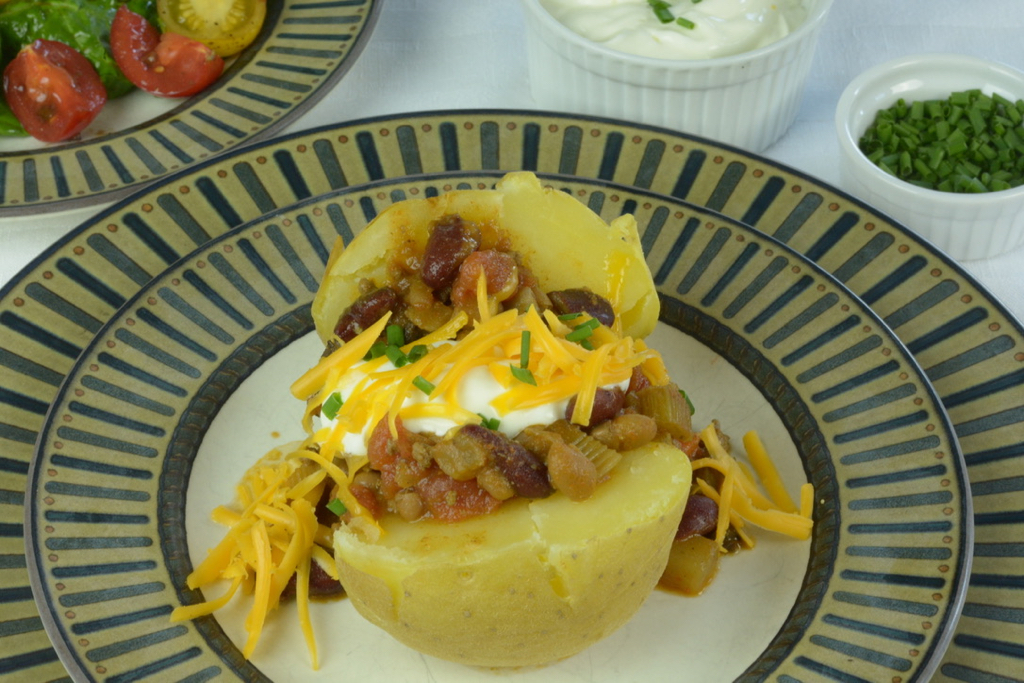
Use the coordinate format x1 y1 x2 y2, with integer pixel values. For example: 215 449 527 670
3 0 1023 323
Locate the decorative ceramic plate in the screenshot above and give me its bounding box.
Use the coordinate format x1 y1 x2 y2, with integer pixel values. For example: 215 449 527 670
0 0 381 216
23 171 969 682
0 110 1019 681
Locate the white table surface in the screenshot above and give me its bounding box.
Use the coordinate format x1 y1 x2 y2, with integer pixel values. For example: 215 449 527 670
3 0 1023 325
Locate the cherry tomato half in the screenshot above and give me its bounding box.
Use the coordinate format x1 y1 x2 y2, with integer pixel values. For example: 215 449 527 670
2 39 107 143
110 6 225 98
157 0 268 57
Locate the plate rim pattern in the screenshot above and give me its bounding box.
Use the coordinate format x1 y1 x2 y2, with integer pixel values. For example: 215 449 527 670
0 108 1019 682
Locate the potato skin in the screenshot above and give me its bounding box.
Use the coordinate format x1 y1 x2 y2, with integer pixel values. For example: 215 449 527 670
311 172 660 343
334 443 692 667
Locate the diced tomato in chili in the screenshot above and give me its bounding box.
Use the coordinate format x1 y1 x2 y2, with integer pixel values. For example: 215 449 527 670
416 470 501 522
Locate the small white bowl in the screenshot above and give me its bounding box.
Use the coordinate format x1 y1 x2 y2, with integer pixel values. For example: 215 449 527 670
519 0 834 152
835 53 1024 261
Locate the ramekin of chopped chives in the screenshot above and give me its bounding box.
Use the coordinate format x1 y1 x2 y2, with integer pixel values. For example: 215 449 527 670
858 89 1024 194
836 54 1024 260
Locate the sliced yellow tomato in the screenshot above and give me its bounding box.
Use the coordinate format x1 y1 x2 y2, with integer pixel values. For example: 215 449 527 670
156 0 267 58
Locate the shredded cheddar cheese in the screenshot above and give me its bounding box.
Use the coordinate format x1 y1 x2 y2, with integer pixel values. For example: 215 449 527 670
309 307 656 463
170 442 342 669
692 424 814 551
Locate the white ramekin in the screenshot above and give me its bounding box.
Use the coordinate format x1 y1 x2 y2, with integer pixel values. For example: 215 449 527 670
519 0 834 152
835 53 1024 262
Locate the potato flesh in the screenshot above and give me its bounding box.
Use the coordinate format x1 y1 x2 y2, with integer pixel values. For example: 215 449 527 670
334 443 692 667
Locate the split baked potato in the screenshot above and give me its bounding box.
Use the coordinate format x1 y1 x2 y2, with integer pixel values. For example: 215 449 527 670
334 442 691 667
311 171 660 342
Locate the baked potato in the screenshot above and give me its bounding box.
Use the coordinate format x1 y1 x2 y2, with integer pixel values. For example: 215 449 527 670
334 442 692 667
311 171 660 344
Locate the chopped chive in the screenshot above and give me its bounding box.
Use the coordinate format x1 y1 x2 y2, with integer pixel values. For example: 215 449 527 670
557 312 583 321
679 389 695 415
520 330 531 369
565 317 601 343
365 341 387 360
478 413 501 430
510 365 537 385
858 88 1024 193
321 392 343 420
676 17 696 29
326 498 347 516
385 345 408 367
412 375 435 395
407 344 429 363
386 324 405 347
647 0 674 23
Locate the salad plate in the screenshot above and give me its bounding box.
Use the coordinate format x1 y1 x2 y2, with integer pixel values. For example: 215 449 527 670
24 172 969 682
0 0 381 216
0 109 1021 681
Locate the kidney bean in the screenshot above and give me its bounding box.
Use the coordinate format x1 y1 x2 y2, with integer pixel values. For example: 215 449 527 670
675 494 720 541
280 559 344 600
457 424 553 499
565 387 624 427
333 286 400 341
421 215 480 290
548 288 615 327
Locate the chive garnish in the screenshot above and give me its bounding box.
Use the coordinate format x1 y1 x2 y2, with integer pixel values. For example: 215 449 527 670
557 312 583 321
858 89 1024 193
365 341 387 360
412 375 435 395
478 413 501 430
676 17 696 29
510 365 537 385
407 344 429 363
565 318 601 343
386 324 405 347
326 498 347 516
520 330 531 369
679 389 695 415
647 0 674 23
385 344 407 367
321 392 343 420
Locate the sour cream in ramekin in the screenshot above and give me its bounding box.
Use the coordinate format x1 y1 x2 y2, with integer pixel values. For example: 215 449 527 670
539 0 809 60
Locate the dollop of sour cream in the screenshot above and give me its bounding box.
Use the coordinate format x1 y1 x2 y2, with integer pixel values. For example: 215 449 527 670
319 345 630 457
540 0 809 60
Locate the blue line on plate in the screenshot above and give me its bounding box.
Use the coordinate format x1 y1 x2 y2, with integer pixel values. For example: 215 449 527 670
80 375 176 416
44 481 150 503
25 282 104 334
113 329 202 379
55 257 128 310
775 309 855 361
156 288 235 345
134 308 218 363
125 137 167 176
181 271 254 331
70 605 172 636
208 252 276 316
49 156 70 198
169 121 222 154
101 145 136 184
55 426 158 458
0 311 82 359
57 581 164 608
49 454 152 480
